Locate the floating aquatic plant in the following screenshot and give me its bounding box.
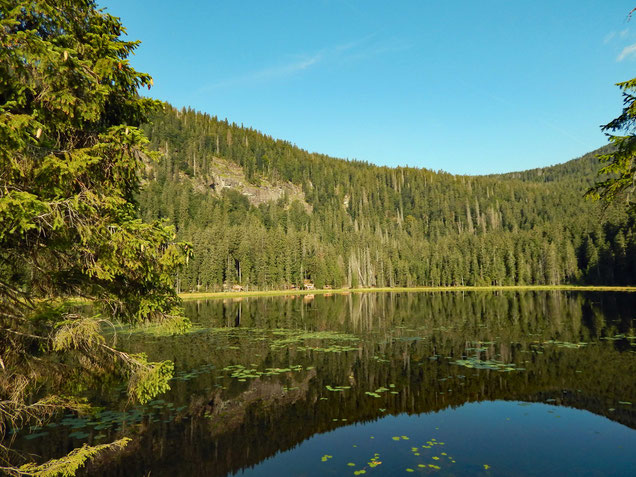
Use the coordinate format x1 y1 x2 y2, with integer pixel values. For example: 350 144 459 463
452 358 522 372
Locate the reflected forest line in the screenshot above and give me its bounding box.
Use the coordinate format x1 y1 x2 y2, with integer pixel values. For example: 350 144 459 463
10 291 632 476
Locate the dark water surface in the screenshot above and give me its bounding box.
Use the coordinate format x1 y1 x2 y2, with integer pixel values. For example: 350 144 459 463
11 291 636 476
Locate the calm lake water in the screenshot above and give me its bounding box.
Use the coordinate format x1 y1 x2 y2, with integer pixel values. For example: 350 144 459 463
11 291 636 476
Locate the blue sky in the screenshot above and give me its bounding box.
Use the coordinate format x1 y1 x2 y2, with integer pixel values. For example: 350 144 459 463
101 0 636 175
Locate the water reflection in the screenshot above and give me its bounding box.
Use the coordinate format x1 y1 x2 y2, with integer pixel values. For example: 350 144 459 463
9 292 636 476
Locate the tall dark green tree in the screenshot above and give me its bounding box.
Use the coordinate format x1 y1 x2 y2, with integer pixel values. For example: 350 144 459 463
0 1 190 474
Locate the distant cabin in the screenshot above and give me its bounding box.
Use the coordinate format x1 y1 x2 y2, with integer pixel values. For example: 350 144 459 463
303 279 315 290
231 284 244 292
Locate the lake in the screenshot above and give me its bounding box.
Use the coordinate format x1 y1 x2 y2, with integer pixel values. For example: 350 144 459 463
10 291 636 476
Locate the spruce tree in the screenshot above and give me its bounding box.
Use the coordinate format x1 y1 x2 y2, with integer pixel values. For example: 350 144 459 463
587 78 636 210
0 1 190 474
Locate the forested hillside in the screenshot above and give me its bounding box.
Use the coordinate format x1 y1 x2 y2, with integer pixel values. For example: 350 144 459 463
492 146 611 186
138 105 636 291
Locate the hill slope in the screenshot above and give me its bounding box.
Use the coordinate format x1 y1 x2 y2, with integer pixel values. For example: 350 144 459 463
492 146 611 185
138 105 636 291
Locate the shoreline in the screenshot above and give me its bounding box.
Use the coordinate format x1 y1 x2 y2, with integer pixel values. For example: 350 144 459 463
179 285 636 300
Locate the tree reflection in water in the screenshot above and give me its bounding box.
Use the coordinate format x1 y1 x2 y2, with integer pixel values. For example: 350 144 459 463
8 291 635 476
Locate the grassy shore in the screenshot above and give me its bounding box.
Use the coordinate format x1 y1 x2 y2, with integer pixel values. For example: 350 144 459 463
179 285 636 300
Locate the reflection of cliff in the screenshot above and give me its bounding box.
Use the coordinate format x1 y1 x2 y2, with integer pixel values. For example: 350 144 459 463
87 377 634 477
17 291 632 477
85 327 635 476
196 367 316 437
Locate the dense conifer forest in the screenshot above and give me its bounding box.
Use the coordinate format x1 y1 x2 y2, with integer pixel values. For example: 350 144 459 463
139 105 636 291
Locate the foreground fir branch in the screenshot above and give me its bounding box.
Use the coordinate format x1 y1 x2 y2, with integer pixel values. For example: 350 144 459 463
0 1 191 474
587 78 636 211
1 438 131 477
